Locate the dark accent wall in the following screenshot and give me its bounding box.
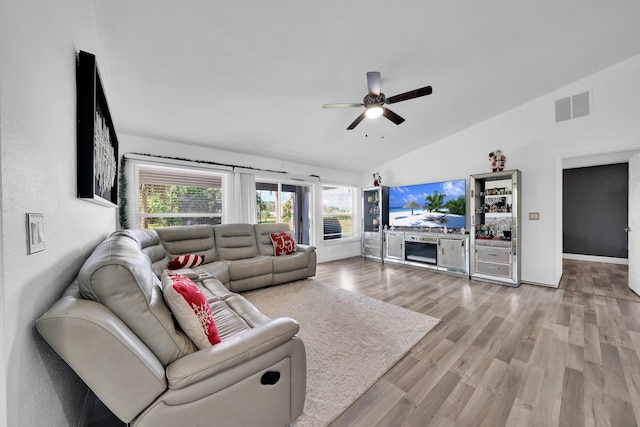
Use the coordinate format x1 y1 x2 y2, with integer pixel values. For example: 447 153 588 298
563 163 628 258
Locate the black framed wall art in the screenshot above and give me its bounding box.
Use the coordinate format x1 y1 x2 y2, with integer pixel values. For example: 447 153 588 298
76 50 119 207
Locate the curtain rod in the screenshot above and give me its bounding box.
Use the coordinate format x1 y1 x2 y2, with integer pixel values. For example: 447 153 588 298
124 152 321 180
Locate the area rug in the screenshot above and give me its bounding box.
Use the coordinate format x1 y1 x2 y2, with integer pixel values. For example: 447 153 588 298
243 279 440 426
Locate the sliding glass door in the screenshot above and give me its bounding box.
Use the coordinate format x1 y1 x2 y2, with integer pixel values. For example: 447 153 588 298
256 181 312 244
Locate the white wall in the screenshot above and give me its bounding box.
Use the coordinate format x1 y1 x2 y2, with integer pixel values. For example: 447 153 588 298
0 1 117 426
363 55 640 287
119 134 363 263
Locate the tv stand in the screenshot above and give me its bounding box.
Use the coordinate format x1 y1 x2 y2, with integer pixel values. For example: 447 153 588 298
383 230 469 277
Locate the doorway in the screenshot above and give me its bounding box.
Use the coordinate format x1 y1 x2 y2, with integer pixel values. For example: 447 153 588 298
563 163 628 259
562 151 637 266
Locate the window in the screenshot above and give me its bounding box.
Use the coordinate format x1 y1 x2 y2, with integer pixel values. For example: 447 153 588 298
256 180 312 244
128 162 230 229
322 185 356 240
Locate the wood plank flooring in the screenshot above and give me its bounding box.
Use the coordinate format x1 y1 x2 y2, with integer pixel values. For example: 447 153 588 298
316 258 639 427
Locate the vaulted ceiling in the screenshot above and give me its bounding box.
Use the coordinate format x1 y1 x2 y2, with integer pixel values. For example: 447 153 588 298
93 1 640 173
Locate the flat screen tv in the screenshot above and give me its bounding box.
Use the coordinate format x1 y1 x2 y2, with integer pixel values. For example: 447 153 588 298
389 179 466 230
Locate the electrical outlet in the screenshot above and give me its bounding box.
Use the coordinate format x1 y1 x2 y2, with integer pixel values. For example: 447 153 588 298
529 212 540 220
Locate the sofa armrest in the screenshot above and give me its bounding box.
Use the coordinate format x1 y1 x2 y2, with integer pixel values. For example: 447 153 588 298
296 244 316 254
165 317 300 389
36 284 168 423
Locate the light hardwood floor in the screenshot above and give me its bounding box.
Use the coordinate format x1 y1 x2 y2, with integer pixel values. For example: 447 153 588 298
316 257 639 427
90 258 638 427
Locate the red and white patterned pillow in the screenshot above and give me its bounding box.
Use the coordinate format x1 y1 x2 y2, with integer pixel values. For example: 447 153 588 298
162 271 221 349
269 232 297 256
168 254 205 270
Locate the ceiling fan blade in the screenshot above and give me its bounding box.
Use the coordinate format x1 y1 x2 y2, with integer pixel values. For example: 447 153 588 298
347 112 367 130
386 85 432 104
323 103 363 109
382 107 405 125
367 71 381 95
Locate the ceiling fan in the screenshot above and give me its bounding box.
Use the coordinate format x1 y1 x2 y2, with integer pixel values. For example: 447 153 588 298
323 71 432 130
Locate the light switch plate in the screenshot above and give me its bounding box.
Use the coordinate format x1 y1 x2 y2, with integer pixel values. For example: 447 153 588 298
529 212 540 220
26 213 45 254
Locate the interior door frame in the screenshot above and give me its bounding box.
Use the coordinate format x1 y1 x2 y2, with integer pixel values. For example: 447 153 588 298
562 163 629 261
561 149 638 274
628 152 639 295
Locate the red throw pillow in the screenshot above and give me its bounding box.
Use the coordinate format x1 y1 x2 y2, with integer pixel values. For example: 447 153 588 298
168 254 205 270
162 271 221 349
269 232 297 256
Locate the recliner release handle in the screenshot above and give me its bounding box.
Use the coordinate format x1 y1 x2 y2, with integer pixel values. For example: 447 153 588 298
261 371 281 385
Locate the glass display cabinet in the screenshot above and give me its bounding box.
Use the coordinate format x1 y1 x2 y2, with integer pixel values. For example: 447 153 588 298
470 170 521 286
362 186 389 261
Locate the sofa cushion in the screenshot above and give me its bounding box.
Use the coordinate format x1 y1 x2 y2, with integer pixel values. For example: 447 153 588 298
199 278 235 300
226 256 273 281
214 224 259 260
254 223 292 256
195 261 231 287
162 271 221 349
208 298 253 340
156 225 217 263
269 232 297 256
78 235 196 366
272 251 309 273
168 254 205 270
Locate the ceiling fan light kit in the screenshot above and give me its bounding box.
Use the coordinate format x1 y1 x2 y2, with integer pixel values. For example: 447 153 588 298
365 105 384 119
323 71 432 130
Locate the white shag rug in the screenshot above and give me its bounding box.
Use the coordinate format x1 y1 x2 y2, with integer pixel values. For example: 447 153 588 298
243 279 440 427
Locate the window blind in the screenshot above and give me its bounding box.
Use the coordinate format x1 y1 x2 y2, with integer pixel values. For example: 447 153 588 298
139 167 223 188
127 161 230 229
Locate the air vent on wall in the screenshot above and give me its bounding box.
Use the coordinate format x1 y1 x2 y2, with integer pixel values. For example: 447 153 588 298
555 91 590 122
555 97 571 122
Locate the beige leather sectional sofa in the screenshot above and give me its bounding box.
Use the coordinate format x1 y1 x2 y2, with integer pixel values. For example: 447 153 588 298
152 223 317 292
36 223 314 427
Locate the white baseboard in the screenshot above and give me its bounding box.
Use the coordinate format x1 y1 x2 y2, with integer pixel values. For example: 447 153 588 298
522 280 559 289
562 253 628 265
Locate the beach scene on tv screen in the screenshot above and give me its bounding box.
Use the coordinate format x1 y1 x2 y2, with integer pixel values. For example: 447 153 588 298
389 180 466 229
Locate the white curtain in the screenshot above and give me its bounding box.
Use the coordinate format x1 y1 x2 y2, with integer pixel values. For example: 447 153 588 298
234 172 257 224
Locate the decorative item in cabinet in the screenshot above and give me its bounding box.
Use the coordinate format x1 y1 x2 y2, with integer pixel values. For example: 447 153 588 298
469 169 521 286
362 186 389 261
